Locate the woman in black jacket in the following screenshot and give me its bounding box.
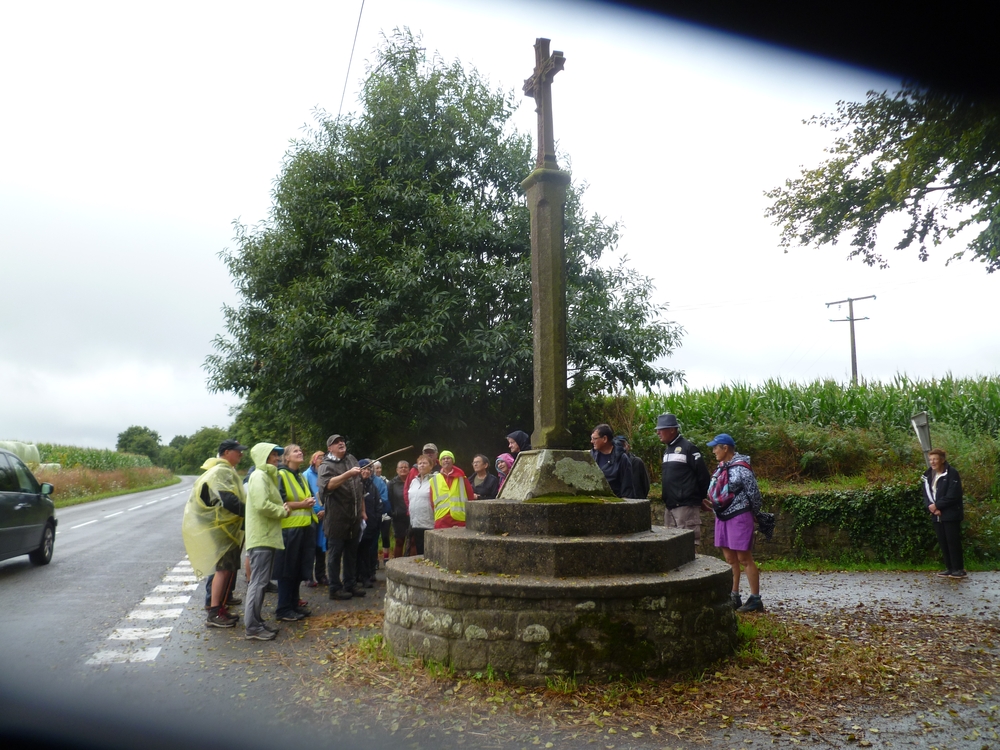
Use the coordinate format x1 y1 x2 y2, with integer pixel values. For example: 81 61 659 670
922 448 965 579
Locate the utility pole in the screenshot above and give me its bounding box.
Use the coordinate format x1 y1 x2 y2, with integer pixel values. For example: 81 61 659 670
826 295 876 384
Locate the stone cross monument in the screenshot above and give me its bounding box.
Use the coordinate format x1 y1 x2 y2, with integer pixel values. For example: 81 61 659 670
522 38 572 449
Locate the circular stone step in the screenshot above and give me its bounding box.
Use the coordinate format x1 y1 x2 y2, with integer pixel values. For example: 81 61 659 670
425 526 694 577
467 497 651 536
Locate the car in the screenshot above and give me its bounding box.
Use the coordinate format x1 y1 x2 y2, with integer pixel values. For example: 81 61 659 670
0 448 57 565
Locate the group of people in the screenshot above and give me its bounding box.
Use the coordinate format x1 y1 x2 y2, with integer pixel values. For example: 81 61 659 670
181 432 535 640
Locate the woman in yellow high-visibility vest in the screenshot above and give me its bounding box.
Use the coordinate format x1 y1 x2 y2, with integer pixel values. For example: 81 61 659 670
430 450 477 528
274 444 317 622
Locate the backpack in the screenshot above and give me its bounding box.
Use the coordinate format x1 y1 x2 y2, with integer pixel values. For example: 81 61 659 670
707 459 751 512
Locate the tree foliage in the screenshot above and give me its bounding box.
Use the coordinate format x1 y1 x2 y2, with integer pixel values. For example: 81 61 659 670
116 425 161 463
206 31 682 456
766 82 1000 272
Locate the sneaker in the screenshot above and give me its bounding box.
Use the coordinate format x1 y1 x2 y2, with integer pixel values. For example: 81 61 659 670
736 594 764 613
936 570 953 578
245 629 276 641
729 591 743 609
261 623 279 634
206 607 237 628
330 588 353 601
350 587 367 598
949 570 968 579
295 607 312 617
277 611 306 622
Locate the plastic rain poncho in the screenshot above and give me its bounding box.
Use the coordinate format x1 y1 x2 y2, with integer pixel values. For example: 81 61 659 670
181 457 246 578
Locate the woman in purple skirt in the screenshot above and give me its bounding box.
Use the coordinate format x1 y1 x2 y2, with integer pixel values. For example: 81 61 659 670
705 434 764 613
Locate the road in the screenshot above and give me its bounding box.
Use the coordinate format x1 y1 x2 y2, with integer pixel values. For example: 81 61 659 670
0 479 385 750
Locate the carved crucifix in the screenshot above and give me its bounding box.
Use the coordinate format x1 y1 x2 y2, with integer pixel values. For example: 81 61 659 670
523 38 565 170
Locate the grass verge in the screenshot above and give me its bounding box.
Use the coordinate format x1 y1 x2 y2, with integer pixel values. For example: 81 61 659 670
258 606 1000 747
53 475 182 508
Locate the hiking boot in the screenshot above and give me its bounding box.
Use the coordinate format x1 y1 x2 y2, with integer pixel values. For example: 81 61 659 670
949 569 968 579
206 607 237 628
936 570 953 578
729 591 743 609
226 596 243 606
245 629 276 641
736 594 764 613
330 588 353 601
218 606 239 623
350 587 367 598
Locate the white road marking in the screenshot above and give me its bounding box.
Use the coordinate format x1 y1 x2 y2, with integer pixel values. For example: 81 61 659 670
154 584 199 592
141 595 190 606
104 511 123 518
87 648 161 665
127 505 143 511
128 609 183 620
145 501 157 506
71 520 98 529
163 575 197 582
109 627 173 640
170 566 193 574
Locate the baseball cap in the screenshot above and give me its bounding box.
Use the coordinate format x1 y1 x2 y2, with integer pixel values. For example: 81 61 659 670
219 438 248 453
706 434 736 448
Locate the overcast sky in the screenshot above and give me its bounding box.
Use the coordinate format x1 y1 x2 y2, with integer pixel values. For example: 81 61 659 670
2 0 996 450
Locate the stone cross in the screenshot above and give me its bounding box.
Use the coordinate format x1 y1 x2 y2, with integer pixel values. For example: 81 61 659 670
523 38 565 170
521 38 572 449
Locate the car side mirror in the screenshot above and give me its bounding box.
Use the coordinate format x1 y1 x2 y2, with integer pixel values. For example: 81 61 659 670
40 483 54 496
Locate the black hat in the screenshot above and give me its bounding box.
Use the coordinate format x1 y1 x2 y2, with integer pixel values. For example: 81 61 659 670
219 439 248 454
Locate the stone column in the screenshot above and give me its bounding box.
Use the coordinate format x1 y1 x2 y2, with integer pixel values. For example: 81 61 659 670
522 167 573 449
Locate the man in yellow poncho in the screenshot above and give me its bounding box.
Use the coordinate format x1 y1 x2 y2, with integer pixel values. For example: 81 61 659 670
181 438 247 628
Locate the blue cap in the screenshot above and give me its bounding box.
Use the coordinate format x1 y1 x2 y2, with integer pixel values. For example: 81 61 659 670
358 458 372 468
707 434 735 448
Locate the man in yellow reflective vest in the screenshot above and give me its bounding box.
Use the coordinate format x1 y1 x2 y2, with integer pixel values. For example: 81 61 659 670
274 444 317 622
430 450 477 528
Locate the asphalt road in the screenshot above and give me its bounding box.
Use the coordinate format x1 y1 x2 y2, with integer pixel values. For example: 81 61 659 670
0 478 386 750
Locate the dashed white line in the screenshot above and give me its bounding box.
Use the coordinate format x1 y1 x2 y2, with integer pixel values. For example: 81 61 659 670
87 648 161 665
154 583 199 592
71 520 98 529
109 627 173 640
145 500 157 506
141 595 190 606
128 609 183 620
127 505 144 511
105 511 124 518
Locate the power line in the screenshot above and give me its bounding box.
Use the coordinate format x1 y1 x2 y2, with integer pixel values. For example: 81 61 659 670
826 295 876 384
338 0 366 121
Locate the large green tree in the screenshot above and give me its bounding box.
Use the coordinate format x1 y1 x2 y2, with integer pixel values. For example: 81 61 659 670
206 32 682 456
766 82 1000 272
116 425 161 463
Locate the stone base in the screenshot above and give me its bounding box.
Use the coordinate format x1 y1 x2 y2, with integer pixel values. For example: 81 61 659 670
498 449 615 501
384 555 737 680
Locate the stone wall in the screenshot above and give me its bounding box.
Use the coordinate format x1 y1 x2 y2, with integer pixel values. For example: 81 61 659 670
650 501 853 560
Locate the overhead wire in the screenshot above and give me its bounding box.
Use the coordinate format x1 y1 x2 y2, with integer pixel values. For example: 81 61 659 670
337 0 366 121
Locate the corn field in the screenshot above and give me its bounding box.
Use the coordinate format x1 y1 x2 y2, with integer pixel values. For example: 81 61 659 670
36 443 153 471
